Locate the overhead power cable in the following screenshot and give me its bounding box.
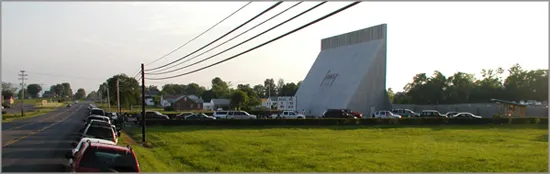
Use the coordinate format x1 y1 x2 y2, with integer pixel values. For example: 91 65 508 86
25 71 104 81
145 1 253 66
146 1 326 76
148 1 304 74
145 1 284 72
146 1 361 80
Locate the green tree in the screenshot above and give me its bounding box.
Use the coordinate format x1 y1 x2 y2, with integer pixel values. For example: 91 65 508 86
185 83 206 96
61 83 73 97
230 90 248 110
253 84 266 98
211 77 231 98
105 74 141 108
387 88 395 102
26 84 42 98
87 91 98 99
75 88 86 100
2 82 17 99
237 84 261 107
280 82 299 96
263 78 276 97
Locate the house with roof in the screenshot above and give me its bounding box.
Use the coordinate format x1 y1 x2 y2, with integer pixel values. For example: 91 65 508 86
160 95 184 107
173 95 204 111
257 97 279 109
207 99 231 110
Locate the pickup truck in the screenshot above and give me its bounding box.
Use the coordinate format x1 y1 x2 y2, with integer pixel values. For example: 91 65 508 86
271 111 306 119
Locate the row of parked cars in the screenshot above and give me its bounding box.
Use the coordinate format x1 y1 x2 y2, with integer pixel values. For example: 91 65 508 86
313 108 482 119
64 104 140 172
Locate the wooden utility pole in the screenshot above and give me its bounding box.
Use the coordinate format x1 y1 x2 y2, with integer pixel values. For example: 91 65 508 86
141 63 146 144
18 70 27 117
116 79 121 113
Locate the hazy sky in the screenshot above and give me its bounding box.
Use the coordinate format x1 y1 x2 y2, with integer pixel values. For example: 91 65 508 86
2 1 548 94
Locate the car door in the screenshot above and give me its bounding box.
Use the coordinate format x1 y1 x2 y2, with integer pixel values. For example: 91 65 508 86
288 112 296 119
237 112 246 119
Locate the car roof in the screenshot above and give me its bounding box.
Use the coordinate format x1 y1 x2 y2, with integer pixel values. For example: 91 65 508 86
89 142 132 152
89 115 110 119
80 137 116 145
422 110 438 112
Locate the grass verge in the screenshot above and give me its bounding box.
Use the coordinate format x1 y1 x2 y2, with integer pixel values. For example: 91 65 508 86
123 124 548 172
2 102 63 122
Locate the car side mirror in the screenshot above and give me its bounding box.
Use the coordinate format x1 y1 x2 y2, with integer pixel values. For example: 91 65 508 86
71 141 78 147
65 150 74 159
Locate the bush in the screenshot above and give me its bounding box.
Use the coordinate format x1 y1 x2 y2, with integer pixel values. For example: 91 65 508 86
141 117 549 126
164 106 174 111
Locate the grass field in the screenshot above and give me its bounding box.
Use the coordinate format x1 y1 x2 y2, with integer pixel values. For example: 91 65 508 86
2 102 63 122
120 124 549 172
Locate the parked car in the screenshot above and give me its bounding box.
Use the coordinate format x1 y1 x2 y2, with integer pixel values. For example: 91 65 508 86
226 111 257 119
322 109 358 119
84 115 112 126
271 111 306 119
67 104 72 107
81 120 120 137
419 110 447 118
445 112 459 117
451 112 482 119
372 110 402 118
79 123 118 144
185 113 216 120
391 108 417 118
65 141 140 172
136 111 170 124
174 112 195 120
89 108 106 116
213 111 229 119
67 138 117 171
331 109 363 118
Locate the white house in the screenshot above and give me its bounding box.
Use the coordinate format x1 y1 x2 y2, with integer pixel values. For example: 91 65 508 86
145 98 155 106
277 96 297 111
203 102 214 111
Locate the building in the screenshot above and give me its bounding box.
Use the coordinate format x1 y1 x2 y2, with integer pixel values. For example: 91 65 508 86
277 96 297 111
294 24 392 116
203 102 214 111
173 95 203 111
160 95 184 107
145 98 155 106
210 99 231 110
258 97 279 109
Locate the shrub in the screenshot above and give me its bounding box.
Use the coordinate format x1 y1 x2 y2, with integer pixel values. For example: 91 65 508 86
164 106 174 111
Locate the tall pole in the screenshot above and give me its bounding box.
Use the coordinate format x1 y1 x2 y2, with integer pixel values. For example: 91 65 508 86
141 63 146 144
18 70 27 117
107 84 111 112
116 79 121 113
268 85 271 109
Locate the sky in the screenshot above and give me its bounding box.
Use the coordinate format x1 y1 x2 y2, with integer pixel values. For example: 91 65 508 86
1 1 548 94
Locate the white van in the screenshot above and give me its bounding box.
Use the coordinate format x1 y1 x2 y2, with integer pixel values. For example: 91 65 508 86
226 111 257 119
213 111 229 119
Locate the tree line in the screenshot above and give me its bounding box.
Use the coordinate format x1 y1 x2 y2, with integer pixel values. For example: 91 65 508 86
95 74 302 110
1 82 88 101
390 64 548 105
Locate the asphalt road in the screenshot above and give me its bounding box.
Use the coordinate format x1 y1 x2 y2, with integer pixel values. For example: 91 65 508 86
2 102 88 172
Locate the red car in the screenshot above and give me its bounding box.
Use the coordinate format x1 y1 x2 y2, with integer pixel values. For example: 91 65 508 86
66 141 140 172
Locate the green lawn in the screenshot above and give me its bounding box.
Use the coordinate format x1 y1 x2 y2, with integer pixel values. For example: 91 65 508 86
2 102 63 122
120 125 548 172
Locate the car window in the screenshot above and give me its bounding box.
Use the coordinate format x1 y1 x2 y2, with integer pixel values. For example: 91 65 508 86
79 147 138 172
84 126 114 140
91 110 105 116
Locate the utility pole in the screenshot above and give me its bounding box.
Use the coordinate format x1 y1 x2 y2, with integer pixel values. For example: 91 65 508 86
106 84 111 112
268 85 271 109
116 79 121 113
18 70 28 117
140 63 146 144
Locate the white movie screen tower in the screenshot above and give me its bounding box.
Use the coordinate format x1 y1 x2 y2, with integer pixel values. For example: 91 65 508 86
295 24 392 117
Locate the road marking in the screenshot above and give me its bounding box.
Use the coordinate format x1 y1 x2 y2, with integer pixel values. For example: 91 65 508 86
2 105 83 147
4 105 77 131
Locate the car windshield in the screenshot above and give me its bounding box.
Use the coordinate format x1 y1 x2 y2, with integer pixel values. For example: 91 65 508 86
79 147 138 172
84 126 114 140
88 117 109 123
91 121 111 127
91 110 105 116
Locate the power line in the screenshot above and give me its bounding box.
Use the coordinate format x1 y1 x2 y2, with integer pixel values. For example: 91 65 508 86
145 1 253 66
147 1 304 74
145 1 284 72
25 71 104 81
146 1 326 76
146 1 361 81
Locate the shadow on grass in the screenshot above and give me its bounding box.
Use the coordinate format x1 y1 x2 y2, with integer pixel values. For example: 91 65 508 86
126 124 548 134
533 134 549 142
